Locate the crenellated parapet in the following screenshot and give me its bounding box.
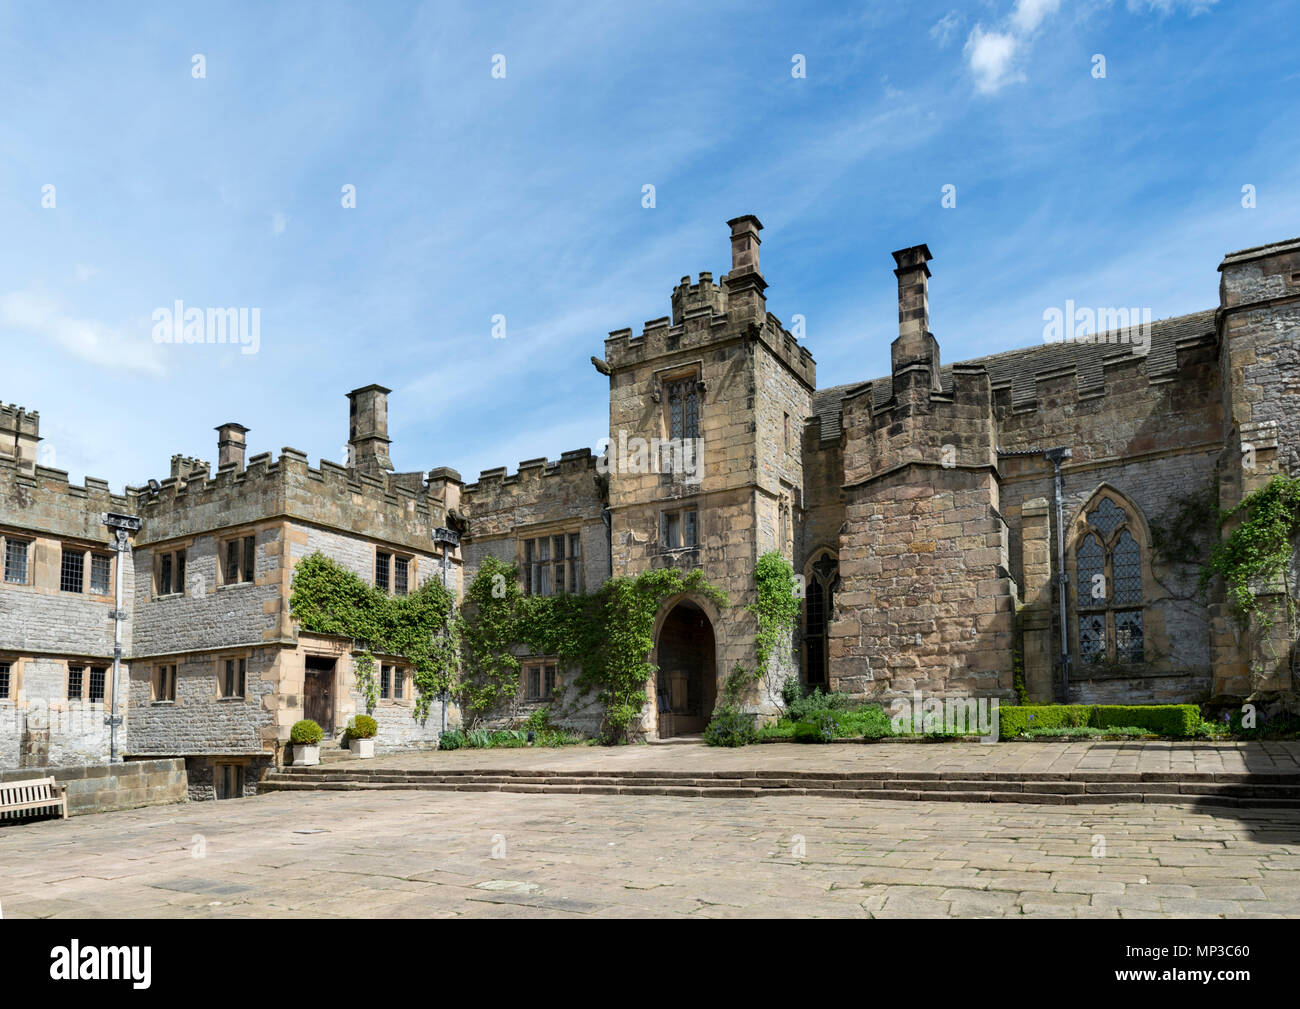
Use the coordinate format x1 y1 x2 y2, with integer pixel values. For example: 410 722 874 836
130 446 447 552
0 452 133 542
0 401 41 470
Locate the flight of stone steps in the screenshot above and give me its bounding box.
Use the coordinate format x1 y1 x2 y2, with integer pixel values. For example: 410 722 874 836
260 765 1300 807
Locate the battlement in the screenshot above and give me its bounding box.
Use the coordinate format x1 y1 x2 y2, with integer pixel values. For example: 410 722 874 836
463 448 597 494
670 272 728 324
129 446 447 550
0 401 41 469
605 288 814 387
0 453 133 541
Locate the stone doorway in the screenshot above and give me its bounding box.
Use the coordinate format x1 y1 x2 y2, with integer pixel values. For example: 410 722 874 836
304 655 336 736
654 601 716 737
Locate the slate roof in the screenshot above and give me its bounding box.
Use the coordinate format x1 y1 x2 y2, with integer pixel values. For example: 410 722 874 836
809 309 1217 444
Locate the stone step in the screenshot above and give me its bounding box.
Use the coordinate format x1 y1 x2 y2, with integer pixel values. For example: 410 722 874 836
257 771 1300 807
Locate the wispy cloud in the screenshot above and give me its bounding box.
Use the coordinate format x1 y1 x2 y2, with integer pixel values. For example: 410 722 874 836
930 12 961 48
0 292 165 377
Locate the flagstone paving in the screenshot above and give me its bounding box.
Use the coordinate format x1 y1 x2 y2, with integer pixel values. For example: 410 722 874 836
2 779 1299 918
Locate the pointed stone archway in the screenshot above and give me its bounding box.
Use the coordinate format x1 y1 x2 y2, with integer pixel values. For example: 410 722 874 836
649 597 721 738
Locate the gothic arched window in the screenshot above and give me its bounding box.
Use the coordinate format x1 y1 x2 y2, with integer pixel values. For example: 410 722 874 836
1073 493 1146 665
802 552 838 689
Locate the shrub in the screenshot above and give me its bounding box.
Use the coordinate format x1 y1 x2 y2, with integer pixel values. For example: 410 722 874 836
1091 705 1199 738
840 705 894 739
793 711 839 743
704 706 756 747
781 676 804 709
786 688 854 723
346 714 378 740
290 719 323 745
998 703 1201 739
438 729 465 750
997 705 1092 738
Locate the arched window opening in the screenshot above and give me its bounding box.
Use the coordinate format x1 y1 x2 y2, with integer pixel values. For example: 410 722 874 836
803 553 838 689
1073 493 1146 665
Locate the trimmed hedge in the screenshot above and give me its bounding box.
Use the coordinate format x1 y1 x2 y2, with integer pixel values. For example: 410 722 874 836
1091 705 1199 738
998 704 1199 739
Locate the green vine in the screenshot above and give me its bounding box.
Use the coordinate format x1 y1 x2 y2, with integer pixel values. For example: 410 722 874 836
722 552 800 703
354 649 378 715
289 552 460 722
458 557 727 743
1200 475 1300 643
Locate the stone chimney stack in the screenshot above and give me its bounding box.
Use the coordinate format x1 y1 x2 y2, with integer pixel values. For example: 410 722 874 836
727 215 763 277
215 423 249 471
723 215 768 324
347 384 394 475
890 244 942 393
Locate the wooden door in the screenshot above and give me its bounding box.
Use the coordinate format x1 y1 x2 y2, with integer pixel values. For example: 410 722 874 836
304 670 333 734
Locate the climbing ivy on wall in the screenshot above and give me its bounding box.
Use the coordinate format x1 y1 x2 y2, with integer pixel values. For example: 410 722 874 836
459 556 727 743
1200 474 1300 641
289 552 460 721
721 552 801 703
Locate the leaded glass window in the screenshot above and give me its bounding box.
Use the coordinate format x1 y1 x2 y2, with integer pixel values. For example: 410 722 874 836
1073 493 1146 665
666 378 699 440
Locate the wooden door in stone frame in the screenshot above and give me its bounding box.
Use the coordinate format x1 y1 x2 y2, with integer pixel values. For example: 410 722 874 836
304 657 336 735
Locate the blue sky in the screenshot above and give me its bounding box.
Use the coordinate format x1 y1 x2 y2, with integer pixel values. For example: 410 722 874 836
1 0 1296 489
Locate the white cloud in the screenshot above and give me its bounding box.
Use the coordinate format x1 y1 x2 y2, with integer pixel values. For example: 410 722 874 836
965 27 1024 94
0 292 165 377
930 12 961 48
1010 0 1061 33
271 211 288 236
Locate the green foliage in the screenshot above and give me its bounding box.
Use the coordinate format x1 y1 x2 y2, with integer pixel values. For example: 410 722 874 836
1201 474 1300 639
458 560 726 744
290 719 323 744
438 729 464 750
1011 646 1028 706
289 552 459 722
346 714 377 740
1091 704 1199 737
459 556 527 717
353 650 378 715
998 703 1199 738
785 687 855 722
781 675 804 709
793 711 840 743
751 552 800 672
703 706 756 747
1025 725 1155 739
996 704 1093 737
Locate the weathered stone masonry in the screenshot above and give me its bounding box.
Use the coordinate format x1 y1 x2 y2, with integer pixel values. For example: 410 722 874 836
2 222 1297 769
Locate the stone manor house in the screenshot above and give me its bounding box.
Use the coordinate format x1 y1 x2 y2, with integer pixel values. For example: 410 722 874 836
1 216 1296 794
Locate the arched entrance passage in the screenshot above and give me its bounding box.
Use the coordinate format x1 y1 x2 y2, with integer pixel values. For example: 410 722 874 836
652 600 717 738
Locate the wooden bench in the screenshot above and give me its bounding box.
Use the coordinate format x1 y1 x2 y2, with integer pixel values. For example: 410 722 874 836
0 776 69 823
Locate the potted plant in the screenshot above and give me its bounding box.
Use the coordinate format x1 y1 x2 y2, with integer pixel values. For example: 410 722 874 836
346 714 378 758
290 719 324 766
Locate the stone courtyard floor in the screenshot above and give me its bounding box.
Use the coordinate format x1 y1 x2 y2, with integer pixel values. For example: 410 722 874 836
1 741 1299 919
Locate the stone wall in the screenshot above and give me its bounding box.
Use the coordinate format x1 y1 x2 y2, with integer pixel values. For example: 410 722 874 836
0 454 135 769
0 758 186 817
